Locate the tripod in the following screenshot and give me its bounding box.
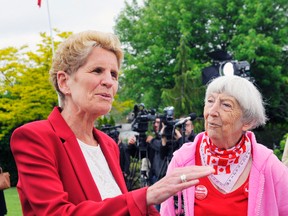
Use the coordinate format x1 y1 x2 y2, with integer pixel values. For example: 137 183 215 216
126 132 150 190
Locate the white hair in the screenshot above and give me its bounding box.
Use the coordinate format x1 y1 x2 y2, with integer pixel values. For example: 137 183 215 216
205 75 268 129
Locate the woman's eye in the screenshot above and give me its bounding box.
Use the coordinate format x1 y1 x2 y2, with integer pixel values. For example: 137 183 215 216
92 68 102 73
223 103 232 108
111 71 118 80
207 99 214 104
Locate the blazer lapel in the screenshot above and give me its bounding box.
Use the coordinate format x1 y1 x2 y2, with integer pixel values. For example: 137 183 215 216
95 129 128 193
48 107 102 200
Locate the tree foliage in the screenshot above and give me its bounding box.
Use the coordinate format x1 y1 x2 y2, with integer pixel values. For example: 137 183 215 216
115 0 288 120
0 31 70 140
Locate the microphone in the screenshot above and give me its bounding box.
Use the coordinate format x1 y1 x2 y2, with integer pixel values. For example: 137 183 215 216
174 113 197 126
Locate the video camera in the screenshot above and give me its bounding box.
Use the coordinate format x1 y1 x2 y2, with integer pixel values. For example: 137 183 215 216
130 103 156 133
157 106 179 140
128 104 156 188
100 124 122 143
158 107 198 141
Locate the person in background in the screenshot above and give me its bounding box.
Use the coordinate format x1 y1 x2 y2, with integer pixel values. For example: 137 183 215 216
145 118 165 184
10 30 214 215
175 119 196 146
159 117 197 185
183 119 196 142
281 137 288 167
159 120 185 174
0 165 7 216
146 117 166 211
119 135 139 190
127 118 165 186
0 190 7 216
161 75 288 215
117 137 131 182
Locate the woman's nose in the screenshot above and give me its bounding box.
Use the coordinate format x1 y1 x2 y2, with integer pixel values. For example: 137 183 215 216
208 101 220 116
100 72 114 87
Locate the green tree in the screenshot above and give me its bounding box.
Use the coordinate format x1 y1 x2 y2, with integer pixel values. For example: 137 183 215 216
0 32 62 184
0 32 68 140
115 0 288 147
116 0 183 110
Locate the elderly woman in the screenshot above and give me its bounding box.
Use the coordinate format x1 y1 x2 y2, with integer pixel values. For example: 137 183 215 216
10 31 214 215
160 75 288 215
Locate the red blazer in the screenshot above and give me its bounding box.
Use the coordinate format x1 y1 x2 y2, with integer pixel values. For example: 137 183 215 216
10 107 159 215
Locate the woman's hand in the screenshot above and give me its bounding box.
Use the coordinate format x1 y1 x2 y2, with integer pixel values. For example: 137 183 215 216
146 165 214 206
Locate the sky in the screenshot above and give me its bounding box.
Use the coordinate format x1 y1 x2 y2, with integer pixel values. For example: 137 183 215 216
0 0 140 49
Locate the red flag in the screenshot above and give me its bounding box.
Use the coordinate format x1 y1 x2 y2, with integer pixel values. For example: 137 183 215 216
38 0 41 7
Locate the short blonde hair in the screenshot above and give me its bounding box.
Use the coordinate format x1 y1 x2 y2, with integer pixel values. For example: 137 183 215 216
49 30 123 105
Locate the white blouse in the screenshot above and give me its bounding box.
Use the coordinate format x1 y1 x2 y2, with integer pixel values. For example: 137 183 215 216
78 139 122 200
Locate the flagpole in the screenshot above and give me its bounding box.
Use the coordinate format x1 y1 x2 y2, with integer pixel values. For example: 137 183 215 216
38 0 60 105
46 0 55 56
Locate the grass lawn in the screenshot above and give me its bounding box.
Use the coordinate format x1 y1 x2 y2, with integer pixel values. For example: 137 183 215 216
3 187 22 216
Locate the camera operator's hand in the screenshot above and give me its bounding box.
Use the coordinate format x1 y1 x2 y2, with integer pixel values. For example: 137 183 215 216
128 136 136 145
161 136 167 146
159 123 166 137
174 128 182 140
146 135 154 143
159 123 167 146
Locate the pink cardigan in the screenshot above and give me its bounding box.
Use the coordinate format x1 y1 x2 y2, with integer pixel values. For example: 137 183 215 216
160 131 288 216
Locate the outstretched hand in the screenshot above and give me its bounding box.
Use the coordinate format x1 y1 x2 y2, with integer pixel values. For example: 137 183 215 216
146 165 215 206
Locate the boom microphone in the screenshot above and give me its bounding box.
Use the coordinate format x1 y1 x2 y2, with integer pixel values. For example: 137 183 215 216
174 113 197 126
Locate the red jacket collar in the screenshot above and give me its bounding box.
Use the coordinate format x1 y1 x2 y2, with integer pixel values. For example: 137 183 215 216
48 107 127 199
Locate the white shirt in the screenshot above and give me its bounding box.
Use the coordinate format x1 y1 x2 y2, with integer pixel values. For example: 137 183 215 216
78 139 122 200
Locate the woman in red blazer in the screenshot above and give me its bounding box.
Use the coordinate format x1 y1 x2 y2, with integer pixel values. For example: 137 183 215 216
10 30 214 215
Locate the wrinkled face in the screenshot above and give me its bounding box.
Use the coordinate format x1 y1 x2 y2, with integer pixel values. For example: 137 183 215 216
65 47 119 117
204 92 249 149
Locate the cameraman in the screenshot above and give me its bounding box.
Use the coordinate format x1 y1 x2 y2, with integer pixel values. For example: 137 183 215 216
146 117 165 184
175 118 196 145
128 117 164 185
159 124 180 165
146 117 165 212
159 118 196 174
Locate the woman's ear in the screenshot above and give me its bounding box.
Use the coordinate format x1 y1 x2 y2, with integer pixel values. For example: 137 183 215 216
242 122 252 132
57 71 70 94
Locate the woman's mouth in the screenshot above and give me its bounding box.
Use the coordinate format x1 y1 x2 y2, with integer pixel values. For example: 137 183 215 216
96 93 113 101
208 122 221 127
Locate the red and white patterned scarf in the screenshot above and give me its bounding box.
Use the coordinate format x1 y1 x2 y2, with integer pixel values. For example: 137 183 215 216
200 132 251 193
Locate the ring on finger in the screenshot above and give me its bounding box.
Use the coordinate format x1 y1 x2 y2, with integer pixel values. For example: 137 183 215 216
180 174 187 183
